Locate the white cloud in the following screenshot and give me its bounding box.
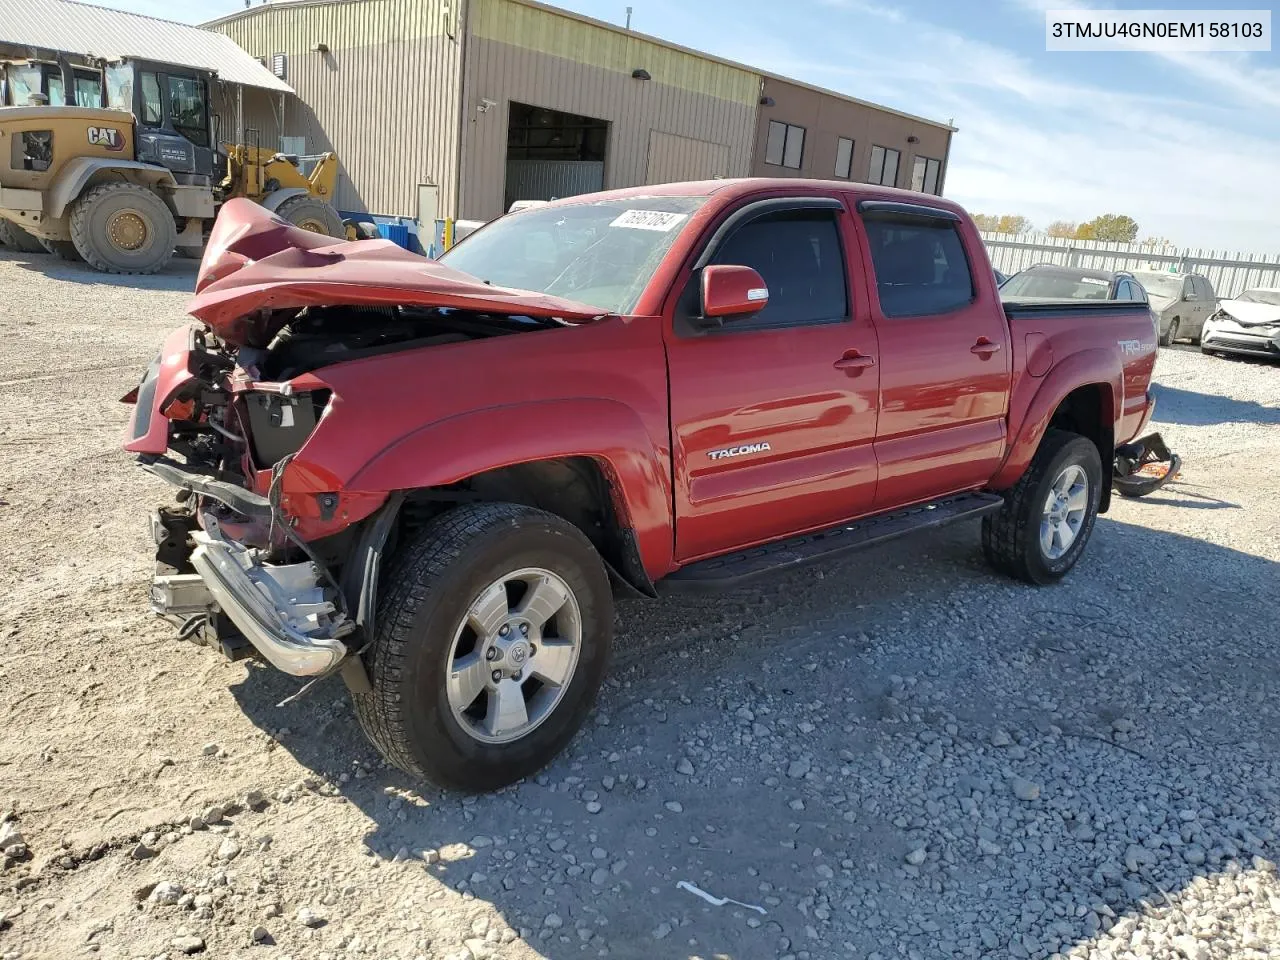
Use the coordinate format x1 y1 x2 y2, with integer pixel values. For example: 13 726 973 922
723 2 1280 251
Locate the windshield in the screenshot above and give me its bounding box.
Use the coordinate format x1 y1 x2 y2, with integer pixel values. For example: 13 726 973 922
1000 270 1113 300
1236 289 1280 306
105 63 133 112
7 65 42 105
1131 273 1183 299
74 73 102 107
439 196 707 314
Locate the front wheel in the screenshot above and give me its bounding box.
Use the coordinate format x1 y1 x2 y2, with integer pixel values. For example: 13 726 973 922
69 182 176 274
1160 317 1179 347
274 195 345 238
353 502 613 791
982 430 1103 585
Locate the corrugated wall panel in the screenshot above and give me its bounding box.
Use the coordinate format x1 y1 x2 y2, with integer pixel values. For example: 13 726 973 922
645 131 730 185
470 0 757 106
460 13 758 221
212 0 462 217
505 160 604 205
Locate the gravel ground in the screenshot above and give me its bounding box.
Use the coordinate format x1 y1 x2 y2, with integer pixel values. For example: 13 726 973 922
1 245 1278 960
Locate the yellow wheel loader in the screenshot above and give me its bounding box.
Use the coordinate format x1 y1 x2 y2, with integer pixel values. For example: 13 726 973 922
0 58 343 274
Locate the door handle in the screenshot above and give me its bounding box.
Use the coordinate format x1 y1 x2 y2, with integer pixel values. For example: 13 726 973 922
834 351 876 370
970 338 1002 357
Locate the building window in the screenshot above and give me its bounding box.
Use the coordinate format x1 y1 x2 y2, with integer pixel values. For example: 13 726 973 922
910 155 942 194
868 144 900 186
834 137 854 179
765 120 805 169
271 52 288 79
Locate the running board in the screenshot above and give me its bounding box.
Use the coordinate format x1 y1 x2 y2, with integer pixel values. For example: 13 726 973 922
656 492 1005 594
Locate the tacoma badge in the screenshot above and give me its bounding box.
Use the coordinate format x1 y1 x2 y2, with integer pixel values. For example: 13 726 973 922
708 442 771 461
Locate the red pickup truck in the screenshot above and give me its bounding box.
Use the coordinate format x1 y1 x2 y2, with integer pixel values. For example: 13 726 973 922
124 183 1157 791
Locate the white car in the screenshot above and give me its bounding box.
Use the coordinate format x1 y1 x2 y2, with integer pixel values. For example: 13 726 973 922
1201 287 1280 360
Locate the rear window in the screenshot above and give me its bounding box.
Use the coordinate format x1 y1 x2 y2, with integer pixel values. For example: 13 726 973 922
1000 270 1113 300
864 218 974 317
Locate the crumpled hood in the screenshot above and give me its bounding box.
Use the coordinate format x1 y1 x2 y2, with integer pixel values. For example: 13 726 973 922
1219 298 1280 328
189 198 606 345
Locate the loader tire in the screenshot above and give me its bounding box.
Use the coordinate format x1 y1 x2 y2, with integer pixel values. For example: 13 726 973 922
352 502 613 792
274 195 344 238
0 220 47 254
40 238 83 262
70 182 176 275
982 429 1102 585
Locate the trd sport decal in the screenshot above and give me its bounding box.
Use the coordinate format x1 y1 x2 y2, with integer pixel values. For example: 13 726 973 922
708 442 771 461
87 126 124 151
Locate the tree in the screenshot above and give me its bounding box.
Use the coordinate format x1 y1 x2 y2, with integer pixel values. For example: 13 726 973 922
1075 222 1096 240
972 213 1032 235
1078 213 1140 242
1046 221 1078 238
996 214 1032 235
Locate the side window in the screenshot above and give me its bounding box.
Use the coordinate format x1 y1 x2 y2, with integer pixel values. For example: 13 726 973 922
835 137 854 179
708 209 848 327
1182 277 1197 300
863 217 975 318
140 72 163 126
1195 277 1214 301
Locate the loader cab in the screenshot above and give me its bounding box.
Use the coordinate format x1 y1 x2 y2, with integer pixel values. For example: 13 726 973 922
104 58 217 180
1 60 103 107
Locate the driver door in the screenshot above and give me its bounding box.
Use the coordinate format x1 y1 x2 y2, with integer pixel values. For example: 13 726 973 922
664 197 881 563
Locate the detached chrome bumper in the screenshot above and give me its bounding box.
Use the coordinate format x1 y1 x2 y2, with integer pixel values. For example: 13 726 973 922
150 517 353 676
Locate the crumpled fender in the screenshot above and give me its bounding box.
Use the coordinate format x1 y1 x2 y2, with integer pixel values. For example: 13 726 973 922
347 398 675 580
990 346 1121 490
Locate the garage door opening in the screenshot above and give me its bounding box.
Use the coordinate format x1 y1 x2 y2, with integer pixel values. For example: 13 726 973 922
505 101 608 211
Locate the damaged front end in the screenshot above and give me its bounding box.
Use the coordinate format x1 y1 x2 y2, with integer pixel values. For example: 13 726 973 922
121 201 595 681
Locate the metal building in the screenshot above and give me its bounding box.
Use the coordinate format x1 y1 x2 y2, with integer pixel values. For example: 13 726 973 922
207 0 954 224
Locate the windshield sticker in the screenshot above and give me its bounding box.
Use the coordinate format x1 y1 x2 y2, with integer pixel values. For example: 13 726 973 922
1079 278 1110 286
610 209 688 232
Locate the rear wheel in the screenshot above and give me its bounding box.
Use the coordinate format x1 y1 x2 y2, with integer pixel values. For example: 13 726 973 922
1160 317 1179 347
353 502 613 791
982 430 1103 584
70 182 176 274
274 195 344 237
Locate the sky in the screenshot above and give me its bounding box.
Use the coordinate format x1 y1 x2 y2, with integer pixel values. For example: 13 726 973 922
89 0 1280 252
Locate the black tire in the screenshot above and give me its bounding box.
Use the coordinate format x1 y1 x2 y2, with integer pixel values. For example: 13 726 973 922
352 502 613 791
0 219 47 254
39 238 83 261
1159 317 1179 347
70 182 176 274
982 429 1103 585
273 195 345 238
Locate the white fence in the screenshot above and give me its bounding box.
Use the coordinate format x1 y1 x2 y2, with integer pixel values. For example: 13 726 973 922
981 233 1280 300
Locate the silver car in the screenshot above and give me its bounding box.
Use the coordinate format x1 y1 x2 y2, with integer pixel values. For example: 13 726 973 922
1129 271 1216 346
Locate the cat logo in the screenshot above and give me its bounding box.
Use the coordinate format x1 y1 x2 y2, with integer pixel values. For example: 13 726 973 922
87 126 125 151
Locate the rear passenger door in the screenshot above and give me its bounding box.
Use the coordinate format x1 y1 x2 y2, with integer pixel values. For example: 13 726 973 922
855 202 1013 510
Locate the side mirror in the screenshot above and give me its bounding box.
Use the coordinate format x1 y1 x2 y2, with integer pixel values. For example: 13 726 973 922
701 264 769 321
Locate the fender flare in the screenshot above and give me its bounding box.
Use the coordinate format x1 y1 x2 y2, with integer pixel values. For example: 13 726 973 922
260 188 311 213
991 347 1121 490
48 157 177 219
346 398 675 580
